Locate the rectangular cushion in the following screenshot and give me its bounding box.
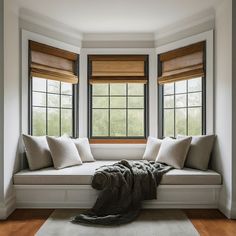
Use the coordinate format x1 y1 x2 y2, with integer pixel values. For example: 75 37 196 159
14 161 221 186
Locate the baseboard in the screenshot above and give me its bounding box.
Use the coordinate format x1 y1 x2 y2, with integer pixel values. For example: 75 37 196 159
231 208 236 219
218 195 236 219
0 195 16 220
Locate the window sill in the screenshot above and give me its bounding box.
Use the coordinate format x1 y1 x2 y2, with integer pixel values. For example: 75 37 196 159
89 139 147 144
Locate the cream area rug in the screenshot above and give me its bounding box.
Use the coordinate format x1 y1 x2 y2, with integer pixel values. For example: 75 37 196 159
36 209 199 236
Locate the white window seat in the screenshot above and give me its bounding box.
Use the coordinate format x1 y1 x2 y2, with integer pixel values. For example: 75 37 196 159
14 160 221 185
13 161 222 209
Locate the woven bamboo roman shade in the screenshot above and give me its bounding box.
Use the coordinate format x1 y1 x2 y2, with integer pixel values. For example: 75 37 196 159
29 41 79 84
88 55 148 83
158 41 205 84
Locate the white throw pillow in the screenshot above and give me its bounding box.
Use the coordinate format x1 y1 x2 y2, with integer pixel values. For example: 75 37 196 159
143 137 162 161
177 135 215 170
46 136 82 169
73 138 95 162
156 137 192 169
22 134 53 170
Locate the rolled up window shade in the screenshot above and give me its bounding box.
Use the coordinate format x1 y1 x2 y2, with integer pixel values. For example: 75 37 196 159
29 41 79 84
158 41 205 84
89 55 148 83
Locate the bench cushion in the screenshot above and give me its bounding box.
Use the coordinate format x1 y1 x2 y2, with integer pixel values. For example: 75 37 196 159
13 161 222 185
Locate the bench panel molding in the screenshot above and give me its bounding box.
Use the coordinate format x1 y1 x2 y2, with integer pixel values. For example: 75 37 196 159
14 184 221 209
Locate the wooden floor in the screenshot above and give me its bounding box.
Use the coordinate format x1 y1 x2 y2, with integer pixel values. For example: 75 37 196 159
0 209 235 236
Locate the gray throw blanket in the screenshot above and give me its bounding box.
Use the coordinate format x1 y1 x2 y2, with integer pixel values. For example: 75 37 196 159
71 160 171 225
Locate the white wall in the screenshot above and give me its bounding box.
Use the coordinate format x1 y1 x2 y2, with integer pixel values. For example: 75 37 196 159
3 0 20 201
0 0 4 205
214 0 233 218
0 0 20 219
232 0 236 218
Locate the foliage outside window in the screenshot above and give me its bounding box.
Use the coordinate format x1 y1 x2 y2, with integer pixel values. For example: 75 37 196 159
31 77 74 136
162 77 204 137
90 83 146 138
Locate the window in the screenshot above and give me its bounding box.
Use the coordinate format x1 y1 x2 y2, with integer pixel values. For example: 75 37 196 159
88 55 148 141
31 77 75 136
158 41 206 138
161 77 204 137
90 83 146 138
29 41 79 137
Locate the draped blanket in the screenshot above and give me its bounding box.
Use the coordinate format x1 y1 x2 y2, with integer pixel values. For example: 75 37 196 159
71 160 171 225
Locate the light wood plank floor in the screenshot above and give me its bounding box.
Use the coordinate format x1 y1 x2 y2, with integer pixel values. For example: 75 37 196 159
0 209 235 236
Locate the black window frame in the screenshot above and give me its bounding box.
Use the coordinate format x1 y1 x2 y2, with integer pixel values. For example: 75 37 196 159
87 55 149 140
28 53 80 138
157 46 206 139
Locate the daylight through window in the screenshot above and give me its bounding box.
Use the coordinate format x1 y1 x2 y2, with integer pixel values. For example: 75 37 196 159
91 83 146 138
163 77 203 137
31 77 74 136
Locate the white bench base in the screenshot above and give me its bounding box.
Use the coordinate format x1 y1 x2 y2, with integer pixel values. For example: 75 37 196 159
14 184 221 209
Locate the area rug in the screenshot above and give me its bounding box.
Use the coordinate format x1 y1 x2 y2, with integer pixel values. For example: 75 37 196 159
36 209 199 236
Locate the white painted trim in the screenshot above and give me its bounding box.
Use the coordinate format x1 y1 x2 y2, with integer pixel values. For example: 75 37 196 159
156 30 214 135
218 195 236 219
0 195 16 220
83 33 154 42
231 203 236 219
19 8 83 41
14 184 221 209
79 48 157 139
154 9 214 41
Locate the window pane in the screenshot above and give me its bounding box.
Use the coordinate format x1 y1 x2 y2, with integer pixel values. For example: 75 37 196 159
110 84 126 95
48 108 60 136
61 109 73 136
188 77 202 92
33 92 46 106
176 108 187 136
48 94 60 107
188 107 202 135
164 109 174 137
92 84 108 96
93 97 109 108
188 92 202 107
92 109 109 136
110 97 126 108
164 83 174 95
32 77 46 92
128 97 144 108
32 107 46 136
110 109 126 136
48 80 60 93
164 95 174 108
61 95 72 108
128 109 144 136
175 80 187 94
128 84 144 95
61 82 72 95
175 94 186 108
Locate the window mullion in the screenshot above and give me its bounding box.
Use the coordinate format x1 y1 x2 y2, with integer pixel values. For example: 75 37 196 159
108 84 111 137
46 80 48 135
174 83 176 137
59 82 62 136
186 80 189 136
126 83 128 137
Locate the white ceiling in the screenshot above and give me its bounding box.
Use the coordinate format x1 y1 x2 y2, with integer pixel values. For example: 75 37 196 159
17 0 220 34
